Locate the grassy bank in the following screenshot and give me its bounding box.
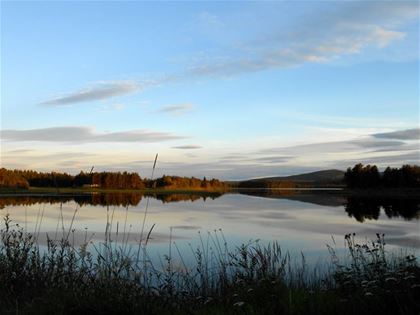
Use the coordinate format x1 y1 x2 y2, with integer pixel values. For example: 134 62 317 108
0 215 419 315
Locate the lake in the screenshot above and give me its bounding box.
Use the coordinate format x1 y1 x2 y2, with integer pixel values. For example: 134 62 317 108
0 190 419 266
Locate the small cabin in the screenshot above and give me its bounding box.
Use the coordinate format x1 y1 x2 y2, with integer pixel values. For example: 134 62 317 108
82 184 100 188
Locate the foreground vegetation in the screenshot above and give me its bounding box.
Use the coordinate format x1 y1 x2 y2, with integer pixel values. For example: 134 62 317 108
0 215 419 315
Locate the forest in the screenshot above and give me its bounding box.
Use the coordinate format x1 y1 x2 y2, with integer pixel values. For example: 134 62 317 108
0 168 228 191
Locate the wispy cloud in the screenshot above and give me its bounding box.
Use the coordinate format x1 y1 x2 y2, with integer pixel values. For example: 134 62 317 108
37 3 418 106
372 128 420 140
33 4 417 109
39 81 143 106
251 156 295 164
1 126 184 143
158 103 193 115
187 2 416 78
172 145 202 150
259 139 407 156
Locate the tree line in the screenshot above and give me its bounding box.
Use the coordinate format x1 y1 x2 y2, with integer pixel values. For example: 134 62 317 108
344 164 420 188
0 169 30 189
0 168 228 191
0 168 144 189
152 175 227 190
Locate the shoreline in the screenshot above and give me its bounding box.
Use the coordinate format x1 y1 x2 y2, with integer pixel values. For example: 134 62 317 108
1 186 419 197
0 186 231 196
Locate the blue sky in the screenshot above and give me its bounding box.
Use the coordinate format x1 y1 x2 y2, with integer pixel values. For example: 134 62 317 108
1 1 419 179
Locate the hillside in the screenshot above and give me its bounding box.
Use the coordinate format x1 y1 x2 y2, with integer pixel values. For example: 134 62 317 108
236 169 345 188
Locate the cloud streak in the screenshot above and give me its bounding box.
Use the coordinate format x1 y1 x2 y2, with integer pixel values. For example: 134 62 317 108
172 145 202 149
259 139 407 156
373 128 420 140
40 81 143 106
158 103 193 115
1 126 184 143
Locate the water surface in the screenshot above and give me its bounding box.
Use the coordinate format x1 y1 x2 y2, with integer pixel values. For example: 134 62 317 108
1 191 418 264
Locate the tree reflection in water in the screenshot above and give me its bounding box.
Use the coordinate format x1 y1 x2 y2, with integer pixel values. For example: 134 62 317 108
345 196 420 222
0 192 224 209
0 192 418 223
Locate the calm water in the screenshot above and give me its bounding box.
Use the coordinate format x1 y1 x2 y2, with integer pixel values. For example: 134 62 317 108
1 191 419 264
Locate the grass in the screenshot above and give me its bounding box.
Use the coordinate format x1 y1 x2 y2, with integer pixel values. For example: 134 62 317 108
0 213 419 315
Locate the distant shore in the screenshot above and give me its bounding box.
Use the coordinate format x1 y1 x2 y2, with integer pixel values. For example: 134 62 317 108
1 186 419 197
0 186 231 196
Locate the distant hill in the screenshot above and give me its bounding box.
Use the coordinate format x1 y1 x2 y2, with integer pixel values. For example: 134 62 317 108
235 169 345 188
260 169 345 182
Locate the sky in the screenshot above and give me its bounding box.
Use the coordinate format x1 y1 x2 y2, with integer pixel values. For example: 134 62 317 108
1 1 419 180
